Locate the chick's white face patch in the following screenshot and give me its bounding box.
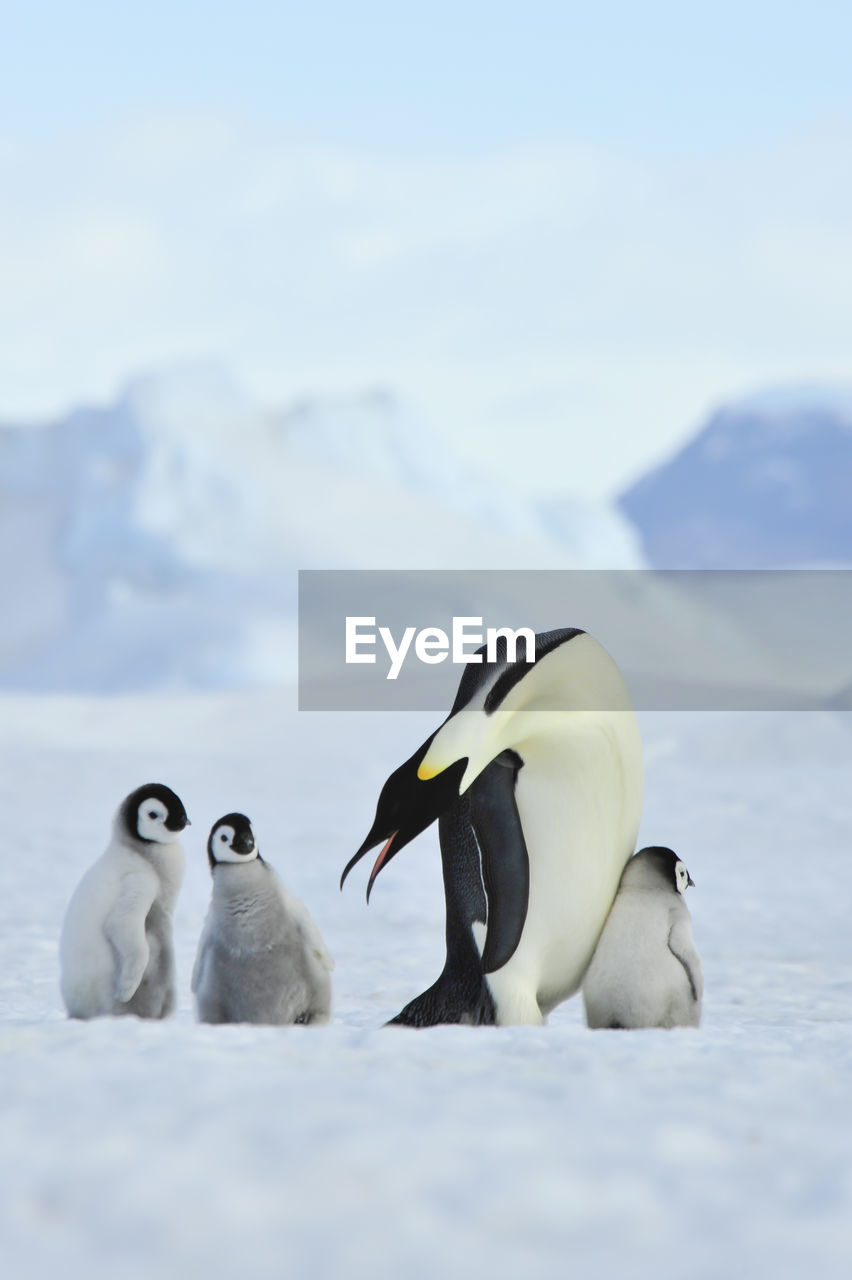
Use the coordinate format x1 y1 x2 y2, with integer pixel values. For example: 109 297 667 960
210 823 258 864
137 798 180 844
675 860 691 894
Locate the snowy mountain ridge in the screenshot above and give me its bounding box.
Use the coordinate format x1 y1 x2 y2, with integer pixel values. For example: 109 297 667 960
619 383 852 569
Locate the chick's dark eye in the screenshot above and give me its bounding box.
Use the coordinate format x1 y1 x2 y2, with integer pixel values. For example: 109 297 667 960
148 810 158 820
220 833 227 842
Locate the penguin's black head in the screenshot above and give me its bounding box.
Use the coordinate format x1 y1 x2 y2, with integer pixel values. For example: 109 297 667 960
208 813 258 871
634 846 695 894
121 783 189 846
341 733 467 901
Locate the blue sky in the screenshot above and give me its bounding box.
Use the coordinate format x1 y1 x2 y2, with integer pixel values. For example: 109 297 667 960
2 2 852 496
6 2 852 152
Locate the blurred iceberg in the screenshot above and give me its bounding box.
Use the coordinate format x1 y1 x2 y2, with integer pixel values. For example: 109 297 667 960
0 364 642 690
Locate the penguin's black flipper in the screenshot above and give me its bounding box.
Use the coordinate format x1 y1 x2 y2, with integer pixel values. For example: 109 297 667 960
470 752 529 975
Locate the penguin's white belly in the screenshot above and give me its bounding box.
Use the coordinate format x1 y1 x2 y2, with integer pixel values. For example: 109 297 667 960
195 876 332 1026
197 932 300 1024
484 712 643 1025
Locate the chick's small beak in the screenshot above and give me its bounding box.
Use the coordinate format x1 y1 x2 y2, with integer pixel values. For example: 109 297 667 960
687 872 695 888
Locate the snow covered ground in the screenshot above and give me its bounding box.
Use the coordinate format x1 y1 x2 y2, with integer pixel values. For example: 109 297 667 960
1 692 851 1279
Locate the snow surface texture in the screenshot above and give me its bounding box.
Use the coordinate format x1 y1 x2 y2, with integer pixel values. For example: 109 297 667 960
619 383 852 568
1 693 851 1280
0 365 644 692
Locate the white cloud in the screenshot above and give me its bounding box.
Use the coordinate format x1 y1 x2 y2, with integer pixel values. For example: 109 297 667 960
1 110 851 495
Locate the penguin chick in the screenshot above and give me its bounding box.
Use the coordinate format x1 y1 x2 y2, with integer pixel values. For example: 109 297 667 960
582 846 702 1030
60 783 189 1019
192 814 333 1026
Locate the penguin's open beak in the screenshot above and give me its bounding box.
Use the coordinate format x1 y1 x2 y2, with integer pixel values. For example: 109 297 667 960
367 833 397 901
340 824 402 900
342 739 466 900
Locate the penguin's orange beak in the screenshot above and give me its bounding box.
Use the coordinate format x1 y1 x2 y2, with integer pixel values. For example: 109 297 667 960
367 833 397 901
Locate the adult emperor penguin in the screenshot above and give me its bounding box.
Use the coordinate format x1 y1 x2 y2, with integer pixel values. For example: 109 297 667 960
192 814 333 1026
59 783 189 1019
342 628 643 1026
583 846 702 1029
